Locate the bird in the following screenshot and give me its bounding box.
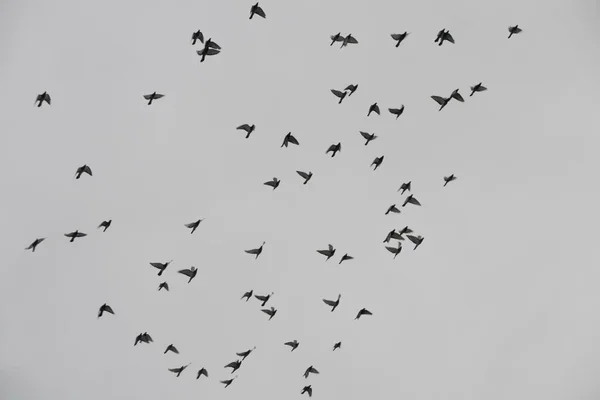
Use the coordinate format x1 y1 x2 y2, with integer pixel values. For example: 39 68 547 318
245 241 266 259
333 341 342 351
224 360 242 373
236 346 256 360
323 294 341 312
391 32 409 47
134 332 153 346
470 82 487 96
168 363 191 377
303 365 320 378
317 244 336 261
398 181 411 194
196 368 208 379
264 177 280 190
164 344 179 355
371 156 384 170
64 230 87 243
75 165 92 179
402 194 421 207
178 266 198 283
355 308 373 320
184 219 203 234
383 229 405 243
339 254 353 264
249 2 266 19
326 142 341 157
150 260 172 276
191 30 204 45
359 131 378 146
143 92 164 105
197 46 221 62
435 29 454 46
385 204 400 215
450 89 465 102
341 33 358 48
330 32 343 46
301 385 313 397
296 170 313 185
255 292 273 306
431 95 451 111
344 84 358 96
35 91 51 107
284 340 300 351
331 89 347 104
367 102 380 116
262 306 277 320
385 242 402 258
158 282 169 291
444 174 457 186
25 238 45 252
388 105 405 119
97 303 114 318
221 375 237 388
98 220 112 232
508 25 522 39
407 235 424 250
281 132 299 148
398 226 413 236
237 124 256 138
241 290 254 301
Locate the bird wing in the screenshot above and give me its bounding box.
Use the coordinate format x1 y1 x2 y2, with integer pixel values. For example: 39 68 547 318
104 305 114 314
284 341 296 347
224 361 239 368
330 89 345 98
162 283 169 291
406 235 420 244
344 84 356 91
261 308 274 316
330 35 344 42
254 6 266 18
373 104 380 114
208 41 221 49
362 309 373 316
44 93 51 104
385 245 400 253
200 369 208 377
431 95 446 105
150 262 164 269
287 135 299 145
391 33 403 40
296 171 309 180
143 94 153 100
477 86 488 92
359 131 371 140
75 232 87 237
346 35 358 44
307 387 313 396
344 255 354 261
452 92 465 102
316 249 332 257
237 124 250 131
388 205 400 213
323 299 336 306
309 366 319 374
407 197 421 206
169 367 182 373
153 94 164 99
264 180 276 188
184 221 198 228
82 165 92 175
205 48 220 56
388 108 401 115
245 248 260 254
178 269 193 277
170 346 180 354
390 232 405 240
326 144 336 153
444 32 455 43
255 294 267 301
197 31 204 43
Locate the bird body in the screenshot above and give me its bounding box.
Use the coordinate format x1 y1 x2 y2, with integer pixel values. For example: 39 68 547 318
25 238 45 252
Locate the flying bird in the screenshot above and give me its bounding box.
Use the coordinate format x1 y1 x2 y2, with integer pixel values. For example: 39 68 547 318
317 244 336 261
303 365 320 378
296 170 313 185
178 266 198 283
435 29 454 45
407 235 424 250
385 204 400 215
245 241 266 258
98 220 112 232
150 260 172 276
326 142 341 157
284 340 300 351
25 238 45 252
264 177 280 190
197 368 208 379
185 219 204 234
339 254 353 264
398 226 413 236
301 385 313 397
383 229 404 243
388 105 405 119
331 89 347 104
391 32 409 47
241 290 254 301
402 194 421 207
97 303 114 318
344 84 358 96
359 131 378 145
323 294 341 312
333 341 342 351
341 33 358 48
431 95 451 111
236 346 256 360
168 363 191 377
355 308 373 320
262 306 277 320
164 344 179 355
158 282 169 291
281 132 299 148
444 174 457 186
143 92 164 105
221 375 238 388
75 165 92 179
367 102 380 116
134 332 153 346
224 360 242 373
398 181 411 194
237 124 256 138
64 230 87 242
249 2 266 19
470 82 487 96
35 92 51 107
385 242 402 258
255 292 273 306
330 32 343 46
191 30 204 45
450 89 464 102
197 45 221 62
371 156 384 170
508 25 522 39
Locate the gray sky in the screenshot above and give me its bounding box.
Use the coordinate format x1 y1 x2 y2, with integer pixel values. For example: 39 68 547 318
1 0 600 399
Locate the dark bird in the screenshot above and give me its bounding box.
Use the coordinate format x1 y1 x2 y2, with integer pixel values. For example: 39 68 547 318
341 33 358 48
398 181 411 194
164 344 179 355
508 25 522 39
385 242 402 258
333 341 342 351
196 368 208 379
301 385 313 397
245 241 266 258
241 290 254 301
255 292 274 306
345 84 358 96
236 346 256 360
264 177 281 190
25 238 45 252
339 254 353 264
398 226 413 236
97 303 114 318
191 30 204 45
331 89 347 104
470 82 488 96
383 229 404 243
317 244 336 261
443 174 457 186
296 170 313 185
330 32 343 46
221 375 238 388
450 89 464 102
367 102 380 116
281 132 299 148
249 2 266 19
262 306 277 320
185 219 203 234
75 165 92 179
224 360 242 374
371 156 384 170
431 95 451 111
407 235 424 250
197 45 221 62
284 340 300 351
303 366 320 378
143 92 164 106
134 332 153 346
168 363 191 377
385 204 400 215
323 294 341 312
326 142 341 157
150 260 172 276
178 266 198 283
35 91 51 107
237 124 256 138
388 105 405 119
98 220 112 232
64 230 87 243
402 194 421 207
355 308 373 320
359 131 378 145
158 282 169 291
391 32 409 47
435 29 454 46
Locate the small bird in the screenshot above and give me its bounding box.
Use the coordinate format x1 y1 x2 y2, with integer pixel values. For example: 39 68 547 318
281 132 299 148
383 229 405 243
339 254 353 264
245 241 266 259
264 177 280 190
184 219 204 234
197 46 221 62
25 238 45 252
196 368 208 379
355 308 373 320
241 290 254 301
284 340 300 351
435 29 454 46
367 102 380 116
237 124 256 138
168 363 191 377
249 2 266 19
371 156 384 170
407 235 424 250
98 220 112 232
224 360 242 374
359 131 378 146
178 266 198 283
164 344 179 355
323 294 341 312
236 346 256 361
75 165 92 179
443 174 457 186
398 181 411 194
303 365 320 378
398 226 413 236
134 332 153 346
331 89 347 104
470 82 488 96
385 242 402 259
64 230 87 243
35 92 51 107
191 30 204 45
344 84 359 96
330 32 343 46
431 95 451 111
317 244 336 261
255 292 273 306
296 170 313 185
388 105 405 119
326 142 341 157
221 375 238 388
143 92 164 105
385 204 400 215
301 385 313 397
450 89 464 102
333 341 342 351
97 303 114 318
402 194 421 207
341 33 358 48
150 260 172 276
262 306 277 320
508 25 522 39
158 282 169 291
391 32 409 47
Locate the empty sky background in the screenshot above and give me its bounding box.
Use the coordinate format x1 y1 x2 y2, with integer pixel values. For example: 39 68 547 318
1 0 600 399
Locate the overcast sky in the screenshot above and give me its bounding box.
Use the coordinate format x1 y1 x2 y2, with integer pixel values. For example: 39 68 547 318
1 0 600 399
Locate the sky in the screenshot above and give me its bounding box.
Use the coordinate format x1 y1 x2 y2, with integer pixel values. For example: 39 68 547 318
1 0 600 399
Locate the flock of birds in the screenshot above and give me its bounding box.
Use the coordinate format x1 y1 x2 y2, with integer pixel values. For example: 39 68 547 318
26 2 524 397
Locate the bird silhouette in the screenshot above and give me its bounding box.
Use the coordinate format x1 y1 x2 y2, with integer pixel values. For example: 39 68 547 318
333 341 342 351
134 332 153 346
164 344 179 355
178 266 197 283
402 194 421 207
221 375 237 388
303 365 320 378
97 303 114 318
383 229 405 243
196 368 208 379
143 92 164 105
367 102 380 116
355 308 373 320
359 131 378 145
339 254 353 264
301 385 313 397
326 142 341 157
284 340 300 351
435 29 454 46
75 165 92 179
470 82 488 96
450 89 465 102
191 30 204 45
508 25 522 39
386 204 400 215
296 170 313 184
25 238 45 252
249 2 266 19
385 242 402 258
197 45 221 62
35 91 51 107
98 220 112 232
168 363 191 377
444 174 457 186
158 282 169 291
371 156 384 170
264 177 280 190
398 181 411 194
331 89 347 104
344 84 358 96
407 235 424 250
281 132 299 147
241 290 254 301
245 241 266 258
391 32 409 47
224 359 242 373
341 34 358 48
237 124 256 138
323 294 341 311
317 244 336 261
262 306 277 320
255 292 273 306
150 260 172 276
64 230 87 243
388 105 405 119
330 32 343 46
431 95 451 111
236 346 256 360
184 219 204 234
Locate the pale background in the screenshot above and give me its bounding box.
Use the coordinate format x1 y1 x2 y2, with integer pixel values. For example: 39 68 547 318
1 0 599 399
